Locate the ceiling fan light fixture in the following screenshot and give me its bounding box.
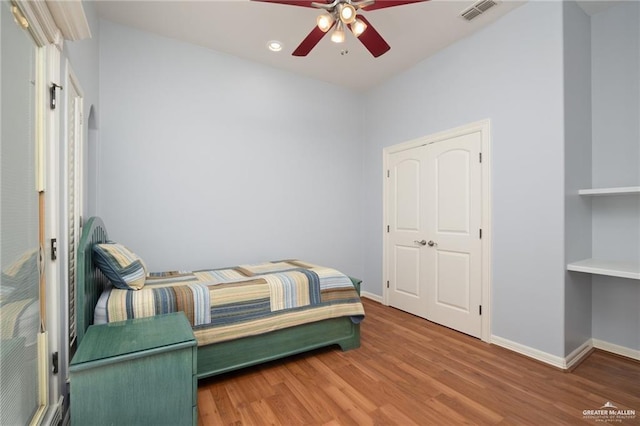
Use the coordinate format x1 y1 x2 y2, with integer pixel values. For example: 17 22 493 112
331 21 346 43
350 17 367 37
316 13 335 32
267 40 283 52
338 3 357 24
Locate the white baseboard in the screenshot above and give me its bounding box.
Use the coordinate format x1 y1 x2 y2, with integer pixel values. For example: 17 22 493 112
565 340 594 370
360 291 383 304
593 339 640 361
492 335 639 369
490 335 567 369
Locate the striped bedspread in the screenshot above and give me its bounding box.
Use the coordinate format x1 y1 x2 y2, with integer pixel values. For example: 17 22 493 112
101 260 365 346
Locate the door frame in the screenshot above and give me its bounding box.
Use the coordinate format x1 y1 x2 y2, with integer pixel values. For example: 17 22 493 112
382 119 492 343
61 60 84 374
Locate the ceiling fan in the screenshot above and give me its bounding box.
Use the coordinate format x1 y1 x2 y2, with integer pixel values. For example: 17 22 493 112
252 0 428 57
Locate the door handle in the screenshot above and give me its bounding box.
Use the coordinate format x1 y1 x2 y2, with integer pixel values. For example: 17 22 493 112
427 240 437 247
414 240 427 246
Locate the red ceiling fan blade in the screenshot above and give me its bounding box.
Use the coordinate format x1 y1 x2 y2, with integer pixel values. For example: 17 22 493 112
250 0 326 8
352 16 390 57
360 0 428 11
292 24 334 56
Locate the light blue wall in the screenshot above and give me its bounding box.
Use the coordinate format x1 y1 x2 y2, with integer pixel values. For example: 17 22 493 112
63 2 101 219
591 2 639 189
98 20 365 278
362 1 566 356
590 1 640 351
563 0 592 356
63 2 100 129
93 1 638 360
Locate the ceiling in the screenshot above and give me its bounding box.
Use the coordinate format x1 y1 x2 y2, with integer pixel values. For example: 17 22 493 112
95 0 602 91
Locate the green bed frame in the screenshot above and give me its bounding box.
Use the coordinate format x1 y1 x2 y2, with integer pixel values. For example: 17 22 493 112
77 217 361 379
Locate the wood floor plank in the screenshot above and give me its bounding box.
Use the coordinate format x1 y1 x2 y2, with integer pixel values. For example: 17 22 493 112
265 382 316 425
198 299 640 425
208 382 242 424
249 399 280 425
197 388 224 426
280 366 343 423
257 361 288 387
377 403 422 426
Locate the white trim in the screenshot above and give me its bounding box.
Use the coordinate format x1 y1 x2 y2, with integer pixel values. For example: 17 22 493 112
39 396 64 426
35 41 46 191
593 339 640 361
480 120 492 344
42 41 62 414
361 291 384 304
14 0 63 48
565 339 594 370
492 335 640 369
382 119 492 343
491 335 567 369
45 0 91 41
14 0 90 47
578 186 640 196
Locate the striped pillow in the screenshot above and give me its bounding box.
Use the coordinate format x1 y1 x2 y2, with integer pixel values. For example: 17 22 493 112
92 242 147 290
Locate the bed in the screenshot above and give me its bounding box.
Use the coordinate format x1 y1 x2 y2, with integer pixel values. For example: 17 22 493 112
76 217 365 379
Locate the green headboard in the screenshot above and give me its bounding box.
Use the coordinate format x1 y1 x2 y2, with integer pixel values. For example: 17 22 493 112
76 217 110 345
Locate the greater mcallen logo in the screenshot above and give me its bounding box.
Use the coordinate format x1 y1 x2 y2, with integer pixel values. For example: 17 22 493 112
583 401 636 422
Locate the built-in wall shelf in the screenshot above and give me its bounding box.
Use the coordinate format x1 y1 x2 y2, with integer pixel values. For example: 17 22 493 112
578 186 640 196
567 258 640 280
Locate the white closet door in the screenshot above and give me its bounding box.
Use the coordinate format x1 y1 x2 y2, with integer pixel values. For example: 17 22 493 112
386 131 483 338
387 145 429 318
424 131 482 338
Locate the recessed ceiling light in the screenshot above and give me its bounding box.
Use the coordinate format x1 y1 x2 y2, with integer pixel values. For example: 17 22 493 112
267 40 283 52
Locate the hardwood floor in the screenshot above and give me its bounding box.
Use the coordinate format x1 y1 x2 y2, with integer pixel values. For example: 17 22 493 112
197 298 640 425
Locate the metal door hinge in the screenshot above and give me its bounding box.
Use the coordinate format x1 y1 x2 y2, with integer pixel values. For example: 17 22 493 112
479 152 482 163
52 352 59 374
387 170 390 178
479 229 482 239
387 280 390 289
50 83 63 110
51 238 57 261
479 305 482 315
387 225 390 233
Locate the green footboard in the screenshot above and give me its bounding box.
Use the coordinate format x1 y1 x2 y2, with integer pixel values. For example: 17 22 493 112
197 277 361 379
197 315 360 379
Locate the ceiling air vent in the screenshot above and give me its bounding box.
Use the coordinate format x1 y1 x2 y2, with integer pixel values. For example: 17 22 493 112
460 0 498 21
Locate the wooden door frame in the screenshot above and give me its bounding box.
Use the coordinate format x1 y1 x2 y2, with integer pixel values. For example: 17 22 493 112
382 119 492 343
